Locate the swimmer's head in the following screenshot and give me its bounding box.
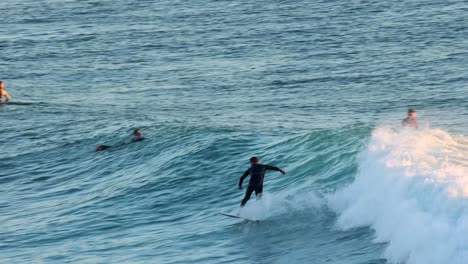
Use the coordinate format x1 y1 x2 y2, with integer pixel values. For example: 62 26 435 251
408 108 417 118
250 156 259 165
0 81 3 89
134 129 142 137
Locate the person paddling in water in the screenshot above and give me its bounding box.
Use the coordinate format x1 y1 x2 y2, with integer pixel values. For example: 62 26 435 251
130 129 144 142
402 108 419 129
239 157 286 207
96 129 145 151
0 81 12 102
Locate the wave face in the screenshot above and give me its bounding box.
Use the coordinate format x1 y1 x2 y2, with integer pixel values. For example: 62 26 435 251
330 127 468 264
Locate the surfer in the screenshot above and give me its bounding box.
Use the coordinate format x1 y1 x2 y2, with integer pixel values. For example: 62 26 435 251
131 129 144 142
0 81 12 102
402 109 419 129
239 157 286 207
96 129 145 151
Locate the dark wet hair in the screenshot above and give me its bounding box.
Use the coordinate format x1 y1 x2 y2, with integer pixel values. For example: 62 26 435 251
250 156 259 163
133 129 140 135
408 109 416 114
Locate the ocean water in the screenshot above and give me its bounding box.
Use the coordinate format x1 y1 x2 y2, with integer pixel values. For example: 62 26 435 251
1 0 467 263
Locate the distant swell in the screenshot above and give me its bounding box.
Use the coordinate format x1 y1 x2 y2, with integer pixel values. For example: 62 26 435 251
329 127 468 264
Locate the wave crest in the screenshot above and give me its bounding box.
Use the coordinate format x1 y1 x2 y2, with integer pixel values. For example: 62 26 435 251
329 126 468 264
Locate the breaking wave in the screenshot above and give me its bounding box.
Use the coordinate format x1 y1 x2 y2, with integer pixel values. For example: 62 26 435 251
329 126 468 264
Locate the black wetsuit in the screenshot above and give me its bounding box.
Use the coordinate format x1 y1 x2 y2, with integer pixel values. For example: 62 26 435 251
96 145 112 151
96 136 144 151
131 136 144 142
239 164 282 206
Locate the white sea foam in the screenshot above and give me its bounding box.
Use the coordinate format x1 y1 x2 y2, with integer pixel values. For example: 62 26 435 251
236 190 323 221
237 193 273 221
329 126 468 264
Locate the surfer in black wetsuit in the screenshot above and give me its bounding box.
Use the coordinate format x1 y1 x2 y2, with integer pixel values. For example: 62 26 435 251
239 156 286 207
96 129 145 151
402 109 419 129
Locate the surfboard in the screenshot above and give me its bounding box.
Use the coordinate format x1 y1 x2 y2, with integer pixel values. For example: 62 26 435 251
220 212 258 221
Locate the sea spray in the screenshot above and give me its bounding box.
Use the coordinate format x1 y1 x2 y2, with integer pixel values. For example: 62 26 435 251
237 193 273 221
329 127 468 264
235 190 324 221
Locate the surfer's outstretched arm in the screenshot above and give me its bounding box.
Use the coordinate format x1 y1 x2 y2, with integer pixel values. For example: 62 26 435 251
265 165 286 175
239 169 250 189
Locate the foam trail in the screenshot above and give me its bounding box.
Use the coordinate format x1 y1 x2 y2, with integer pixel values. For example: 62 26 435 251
232 190 323 221
233 193 274 221
329 126 468 264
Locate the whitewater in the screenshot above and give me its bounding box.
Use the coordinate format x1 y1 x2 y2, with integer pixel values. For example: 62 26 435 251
331 127 468 264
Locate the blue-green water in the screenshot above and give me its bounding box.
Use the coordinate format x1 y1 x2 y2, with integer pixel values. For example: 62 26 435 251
1 0 467 263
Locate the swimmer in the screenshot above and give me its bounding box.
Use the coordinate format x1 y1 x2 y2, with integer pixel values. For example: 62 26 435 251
96 129 145 151
0 81 12 102
402 108 419 129
131 129 144 142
